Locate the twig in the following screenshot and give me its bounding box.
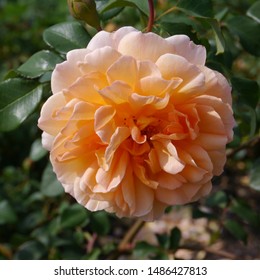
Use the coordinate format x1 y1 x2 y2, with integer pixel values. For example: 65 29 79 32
156 6 178 21
181 244 236 259
118 219 146 251
146 0 155 32
226 135 260 158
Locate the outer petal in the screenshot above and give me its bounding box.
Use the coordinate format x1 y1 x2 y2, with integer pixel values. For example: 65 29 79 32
87 26 138 50
118 31 174 61
38 92 67 135
156 54 205 96
166 34 206 65
51 49 89 94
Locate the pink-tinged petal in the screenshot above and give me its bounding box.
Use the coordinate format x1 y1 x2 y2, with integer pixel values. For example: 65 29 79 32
64 74 106 105
118 31 174 61
104 127 130 168
85 199 110 211
41 132 55 151
153 140 185 174
87 26 138 50
95 151 129 192
156 54 205 95
38 92 67 135
121 167 135 213
180 165 208 183
141 200 167 221
106 55 137 88
94 105 116 143
178 143 213 173
194 133 228 150
99 81 132 104
137 60 162 79
146 149 162 174
79 46 121 74
156 182 202 205
198 66 232 105
51 49 89 94
197 105 226 135
214 70 233 105
67 101 96 122
208 150 226 175
134 180 154 217
134 163 158 189
166 35 206 65
50 138 88 187
190 181 212 202
115 190 129 214
80 160 99 191
140 76 182 96
129 92 170 110
193 95 235 141
157 172 186 190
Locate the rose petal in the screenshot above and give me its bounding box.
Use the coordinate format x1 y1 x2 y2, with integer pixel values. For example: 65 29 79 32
107 55 137 88
51 49 89 94
166 34 206 65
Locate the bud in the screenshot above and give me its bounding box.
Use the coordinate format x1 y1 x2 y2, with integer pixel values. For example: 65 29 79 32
67 0 101 30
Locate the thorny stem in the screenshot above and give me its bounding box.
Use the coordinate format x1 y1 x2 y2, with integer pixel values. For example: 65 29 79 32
146 0 155 32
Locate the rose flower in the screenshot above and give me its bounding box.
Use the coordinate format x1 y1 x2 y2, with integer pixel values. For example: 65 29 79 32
38 27 235 221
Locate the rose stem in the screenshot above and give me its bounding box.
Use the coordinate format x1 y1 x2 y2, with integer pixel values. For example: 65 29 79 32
146 0 155 32
118 219 146 251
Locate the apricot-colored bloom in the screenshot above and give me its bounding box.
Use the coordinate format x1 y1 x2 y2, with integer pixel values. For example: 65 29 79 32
38 27 235 221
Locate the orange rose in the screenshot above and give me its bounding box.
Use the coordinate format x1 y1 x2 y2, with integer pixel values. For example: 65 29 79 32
38 27 235 221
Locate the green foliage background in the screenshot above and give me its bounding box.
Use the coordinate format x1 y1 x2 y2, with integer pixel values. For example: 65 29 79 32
0 0 260 260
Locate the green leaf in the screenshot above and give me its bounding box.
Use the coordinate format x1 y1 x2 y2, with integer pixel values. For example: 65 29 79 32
249 159 260 191
100 0 149 16
227 16 260 56
0 78 37 109
177 0 213 18
206 191 228 208
0 200 17 225
223 220 247 244
100 7 123 21
169 227 181 251
30 138 47 161
205 18 225 55
173 3 225 54
156 233 169 249
0 80 43 132
43 22 92 54
84 248 102 260
21 212 45 231
247 1 260 23
160 21 197 41
41 164 64 197
133 241 159 259
90 211 110 235
230 199 260 227
235 104 257 138
17 50 63 79
231 77 259 109
60 204 89 229
14 241 46 260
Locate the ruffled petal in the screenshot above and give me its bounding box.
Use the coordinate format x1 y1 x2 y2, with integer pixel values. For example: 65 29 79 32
51 49 89 94
166 34 206 65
